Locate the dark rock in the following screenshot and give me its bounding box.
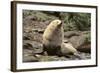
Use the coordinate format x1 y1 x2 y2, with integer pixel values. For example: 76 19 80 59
77 42 91 53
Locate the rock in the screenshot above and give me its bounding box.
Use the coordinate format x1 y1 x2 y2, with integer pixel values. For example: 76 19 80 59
38 56 69 61
77 42 91 53
23 49 39 62
23 55 39 62
23 15 48 30
64 31 80 38
23 40 43 54
64 31 91 53
23 32 34 40
23 30 43 42
23 15 37 26
68 35 86 48
32 29 44 33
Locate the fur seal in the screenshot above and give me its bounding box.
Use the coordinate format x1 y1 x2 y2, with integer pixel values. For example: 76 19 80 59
43 19 64 55
42 19 81 59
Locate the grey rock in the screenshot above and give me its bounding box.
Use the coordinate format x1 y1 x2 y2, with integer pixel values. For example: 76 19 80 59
23 40 43 54
23 55 39 62
64 31 91 53
23 49 39 62
64 31 80 38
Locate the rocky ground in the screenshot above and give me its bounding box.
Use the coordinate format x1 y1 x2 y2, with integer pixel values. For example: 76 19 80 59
23 15 91 62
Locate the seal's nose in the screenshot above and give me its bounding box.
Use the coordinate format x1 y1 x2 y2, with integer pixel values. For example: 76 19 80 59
60 22 62 25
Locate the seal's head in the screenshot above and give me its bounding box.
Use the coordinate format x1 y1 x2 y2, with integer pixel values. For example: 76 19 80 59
49 19 62 28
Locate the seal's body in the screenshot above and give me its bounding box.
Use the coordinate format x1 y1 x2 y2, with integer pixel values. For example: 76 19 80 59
43 19 63 55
